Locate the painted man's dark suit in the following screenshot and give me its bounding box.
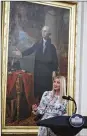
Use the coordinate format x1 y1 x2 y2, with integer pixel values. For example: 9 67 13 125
22 38 58 100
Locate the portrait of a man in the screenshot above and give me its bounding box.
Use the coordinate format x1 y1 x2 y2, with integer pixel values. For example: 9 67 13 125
13 26 58 101
6 1 69 126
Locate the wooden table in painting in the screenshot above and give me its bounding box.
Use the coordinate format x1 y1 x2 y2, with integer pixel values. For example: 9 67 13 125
6 70 35 123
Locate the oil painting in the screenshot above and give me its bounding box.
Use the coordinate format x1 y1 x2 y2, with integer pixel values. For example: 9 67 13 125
1 1 77 134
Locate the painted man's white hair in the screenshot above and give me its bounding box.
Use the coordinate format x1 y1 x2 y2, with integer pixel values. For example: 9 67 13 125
42 26 51 34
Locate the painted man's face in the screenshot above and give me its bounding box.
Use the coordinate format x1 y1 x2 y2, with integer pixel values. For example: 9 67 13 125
42 26 50 39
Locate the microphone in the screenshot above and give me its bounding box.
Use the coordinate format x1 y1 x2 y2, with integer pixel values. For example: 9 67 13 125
62 95 74 101
62 96 70 100
62 95 77 114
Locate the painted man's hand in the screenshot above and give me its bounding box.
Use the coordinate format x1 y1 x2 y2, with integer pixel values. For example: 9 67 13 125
12 48 22 58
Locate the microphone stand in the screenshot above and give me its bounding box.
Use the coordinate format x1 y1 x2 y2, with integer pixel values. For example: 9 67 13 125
68 96 77 114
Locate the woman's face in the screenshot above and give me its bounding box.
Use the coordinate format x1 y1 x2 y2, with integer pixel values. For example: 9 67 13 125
53 78 60 91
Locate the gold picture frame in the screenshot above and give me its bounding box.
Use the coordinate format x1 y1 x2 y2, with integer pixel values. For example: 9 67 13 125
1 1 77 134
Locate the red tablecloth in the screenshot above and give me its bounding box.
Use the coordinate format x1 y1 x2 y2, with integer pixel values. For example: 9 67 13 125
7 70 34 105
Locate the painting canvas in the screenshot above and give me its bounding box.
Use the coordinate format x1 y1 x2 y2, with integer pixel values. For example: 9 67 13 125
1 1 76 134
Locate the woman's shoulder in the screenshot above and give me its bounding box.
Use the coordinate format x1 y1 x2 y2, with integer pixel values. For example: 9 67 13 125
42 91 52 97
42 91 49 96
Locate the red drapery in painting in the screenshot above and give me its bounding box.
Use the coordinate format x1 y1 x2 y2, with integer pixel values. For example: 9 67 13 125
7 70 34 105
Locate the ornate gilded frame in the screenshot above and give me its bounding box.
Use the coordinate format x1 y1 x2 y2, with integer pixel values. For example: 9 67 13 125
1 1 77 134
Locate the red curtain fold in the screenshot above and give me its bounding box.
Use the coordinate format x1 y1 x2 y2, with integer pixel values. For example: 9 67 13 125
7 70 34 105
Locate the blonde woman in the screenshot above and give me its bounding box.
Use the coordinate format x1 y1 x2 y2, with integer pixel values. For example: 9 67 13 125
32 75 67 136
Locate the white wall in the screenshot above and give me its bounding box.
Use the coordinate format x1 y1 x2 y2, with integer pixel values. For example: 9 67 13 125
75 2 87 136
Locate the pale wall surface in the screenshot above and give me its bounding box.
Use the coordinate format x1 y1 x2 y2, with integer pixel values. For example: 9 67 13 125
75 1 87 136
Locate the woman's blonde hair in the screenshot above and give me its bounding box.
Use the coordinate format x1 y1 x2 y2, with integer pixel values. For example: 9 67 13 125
52 75 66 103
